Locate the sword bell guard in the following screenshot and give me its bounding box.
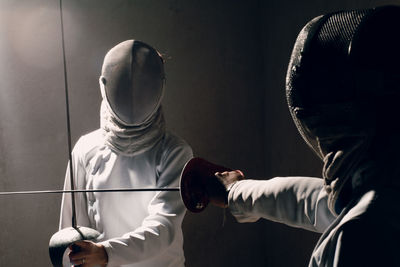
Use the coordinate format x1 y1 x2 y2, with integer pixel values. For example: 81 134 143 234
180 157 232 213
49 226 101 267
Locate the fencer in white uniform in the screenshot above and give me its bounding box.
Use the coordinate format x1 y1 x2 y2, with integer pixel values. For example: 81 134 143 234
59 40 192 267
205 6 400 267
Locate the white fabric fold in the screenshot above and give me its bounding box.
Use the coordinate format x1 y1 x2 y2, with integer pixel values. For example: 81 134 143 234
100 100 166 157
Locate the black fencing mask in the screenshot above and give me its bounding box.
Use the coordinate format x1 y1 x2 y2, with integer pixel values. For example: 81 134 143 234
286 6 400 214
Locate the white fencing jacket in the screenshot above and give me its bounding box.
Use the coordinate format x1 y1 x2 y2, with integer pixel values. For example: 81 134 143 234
228 177 400 266
59 129 192 267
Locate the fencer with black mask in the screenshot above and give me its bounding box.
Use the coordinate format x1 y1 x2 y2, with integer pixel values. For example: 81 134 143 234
59 40 192 267
202 6 400 266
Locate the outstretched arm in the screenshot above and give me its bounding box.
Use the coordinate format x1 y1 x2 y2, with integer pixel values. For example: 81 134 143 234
228 176 336 233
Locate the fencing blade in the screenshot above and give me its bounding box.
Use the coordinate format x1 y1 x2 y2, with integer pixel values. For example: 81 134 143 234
0 187 180 196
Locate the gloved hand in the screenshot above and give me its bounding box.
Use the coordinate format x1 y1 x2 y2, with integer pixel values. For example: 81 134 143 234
212 170 244 207
180 157 244 212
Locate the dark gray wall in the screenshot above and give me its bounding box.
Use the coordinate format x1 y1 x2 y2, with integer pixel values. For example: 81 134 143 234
0 0 398 266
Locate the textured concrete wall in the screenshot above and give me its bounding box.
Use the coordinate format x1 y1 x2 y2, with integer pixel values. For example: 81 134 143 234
0 0 398 266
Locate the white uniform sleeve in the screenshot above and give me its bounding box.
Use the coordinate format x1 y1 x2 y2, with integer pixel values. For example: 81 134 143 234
228 177 336 233
99 142 192 266
59 143 91 229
